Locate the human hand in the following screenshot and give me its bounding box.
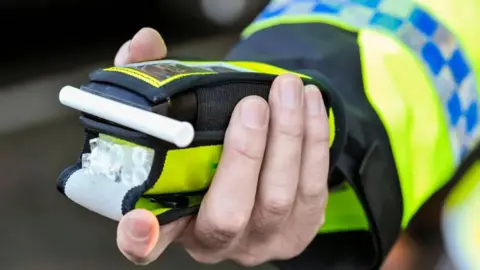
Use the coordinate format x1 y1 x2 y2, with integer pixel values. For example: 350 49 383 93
114 27 330 267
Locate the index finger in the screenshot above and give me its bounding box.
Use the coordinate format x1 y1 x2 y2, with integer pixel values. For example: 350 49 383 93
192 96 270 249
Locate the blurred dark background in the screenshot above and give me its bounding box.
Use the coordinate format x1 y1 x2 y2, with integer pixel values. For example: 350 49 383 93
0 1 453 269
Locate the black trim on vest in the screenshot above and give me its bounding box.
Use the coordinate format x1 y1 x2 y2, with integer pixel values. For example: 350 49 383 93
227 23 403 269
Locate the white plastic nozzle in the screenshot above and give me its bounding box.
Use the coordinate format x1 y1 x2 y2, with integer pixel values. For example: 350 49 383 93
59 85 195 148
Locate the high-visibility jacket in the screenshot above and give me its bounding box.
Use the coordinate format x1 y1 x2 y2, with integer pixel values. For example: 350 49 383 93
57 0 480 269
226 0 480 269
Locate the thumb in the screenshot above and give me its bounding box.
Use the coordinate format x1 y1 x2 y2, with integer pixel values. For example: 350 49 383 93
114 27 167 66
117 209 189 265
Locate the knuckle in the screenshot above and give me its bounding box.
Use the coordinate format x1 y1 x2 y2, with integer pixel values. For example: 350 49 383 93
199 216 246 248
226 129 265 163
300 184 328 203
261 196 293 217
249 212 270 234
277 120 304 140
306 120 329 145
298 191 329 224
231 142 264 162
203 228 236 249
301 188 322 201
309 132 329 148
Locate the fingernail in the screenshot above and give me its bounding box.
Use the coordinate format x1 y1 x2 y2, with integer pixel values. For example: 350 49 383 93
279 75 303 109
125 214 153 241
240 98 268 129
305 85 324 116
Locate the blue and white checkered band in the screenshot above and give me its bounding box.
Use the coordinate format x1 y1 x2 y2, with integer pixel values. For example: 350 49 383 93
253 0 479 164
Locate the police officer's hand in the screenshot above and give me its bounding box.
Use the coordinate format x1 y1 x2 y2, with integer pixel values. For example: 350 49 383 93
114 27 330 267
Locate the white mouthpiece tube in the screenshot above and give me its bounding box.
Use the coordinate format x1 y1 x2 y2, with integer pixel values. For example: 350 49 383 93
59 85 194 148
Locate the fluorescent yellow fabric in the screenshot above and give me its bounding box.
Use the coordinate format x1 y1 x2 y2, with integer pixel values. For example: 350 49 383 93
241 0 480 230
